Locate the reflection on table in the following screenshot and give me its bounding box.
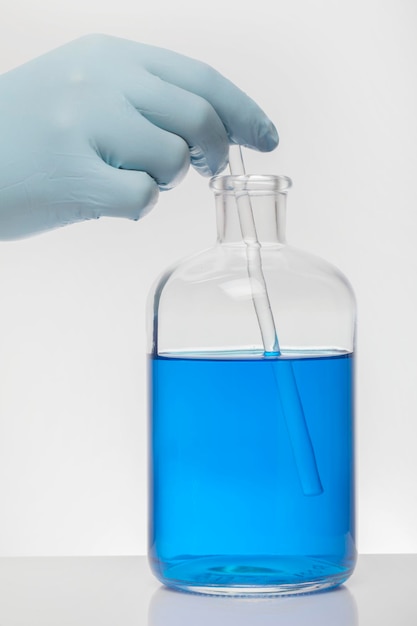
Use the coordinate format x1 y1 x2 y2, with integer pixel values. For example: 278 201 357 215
149 584 358 626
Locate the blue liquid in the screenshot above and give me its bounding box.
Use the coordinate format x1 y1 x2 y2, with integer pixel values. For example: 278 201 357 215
149 351 356 595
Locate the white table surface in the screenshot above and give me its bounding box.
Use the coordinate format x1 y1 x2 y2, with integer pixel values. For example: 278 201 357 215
0 555 415 625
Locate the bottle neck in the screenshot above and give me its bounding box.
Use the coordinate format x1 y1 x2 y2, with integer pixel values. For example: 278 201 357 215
211 175 291 246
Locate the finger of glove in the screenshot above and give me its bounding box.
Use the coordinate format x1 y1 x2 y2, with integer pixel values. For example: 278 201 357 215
125 74 229 177
89 160 159 220
0 153 159 239
91 101 190 190
138 47 279 152
46 154 160 222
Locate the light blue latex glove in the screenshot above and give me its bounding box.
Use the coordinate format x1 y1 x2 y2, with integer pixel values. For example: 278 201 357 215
0 34 278 240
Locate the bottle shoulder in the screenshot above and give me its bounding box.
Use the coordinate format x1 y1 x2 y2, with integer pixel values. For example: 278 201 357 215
282 245 356 295
148 244 356 355
150 244 355 299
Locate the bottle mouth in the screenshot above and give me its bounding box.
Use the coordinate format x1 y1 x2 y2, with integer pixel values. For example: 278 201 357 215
209 174 292 194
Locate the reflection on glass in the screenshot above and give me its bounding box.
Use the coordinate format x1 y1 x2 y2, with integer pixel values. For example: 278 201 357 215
148 584 358 626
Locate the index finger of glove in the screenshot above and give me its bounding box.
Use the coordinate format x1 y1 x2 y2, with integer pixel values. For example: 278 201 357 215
136 45 279 152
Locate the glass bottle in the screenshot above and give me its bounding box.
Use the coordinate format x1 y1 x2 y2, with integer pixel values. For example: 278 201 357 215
147 174 356 596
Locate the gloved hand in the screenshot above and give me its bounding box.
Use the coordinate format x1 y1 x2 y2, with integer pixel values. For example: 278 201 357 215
0 34 278 240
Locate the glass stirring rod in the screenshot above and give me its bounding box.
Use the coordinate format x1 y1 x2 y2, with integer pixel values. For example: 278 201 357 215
228 145 323 496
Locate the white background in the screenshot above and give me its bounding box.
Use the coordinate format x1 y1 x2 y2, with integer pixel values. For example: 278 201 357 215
0 0 416 556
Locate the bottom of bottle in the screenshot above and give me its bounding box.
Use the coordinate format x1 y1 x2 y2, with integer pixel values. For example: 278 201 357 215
150 553 356 597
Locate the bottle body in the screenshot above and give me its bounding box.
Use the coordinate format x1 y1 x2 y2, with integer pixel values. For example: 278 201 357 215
148 176 356 595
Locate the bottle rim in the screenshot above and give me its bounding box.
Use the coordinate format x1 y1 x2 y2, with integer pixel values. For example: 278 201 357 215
209 174 292 194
